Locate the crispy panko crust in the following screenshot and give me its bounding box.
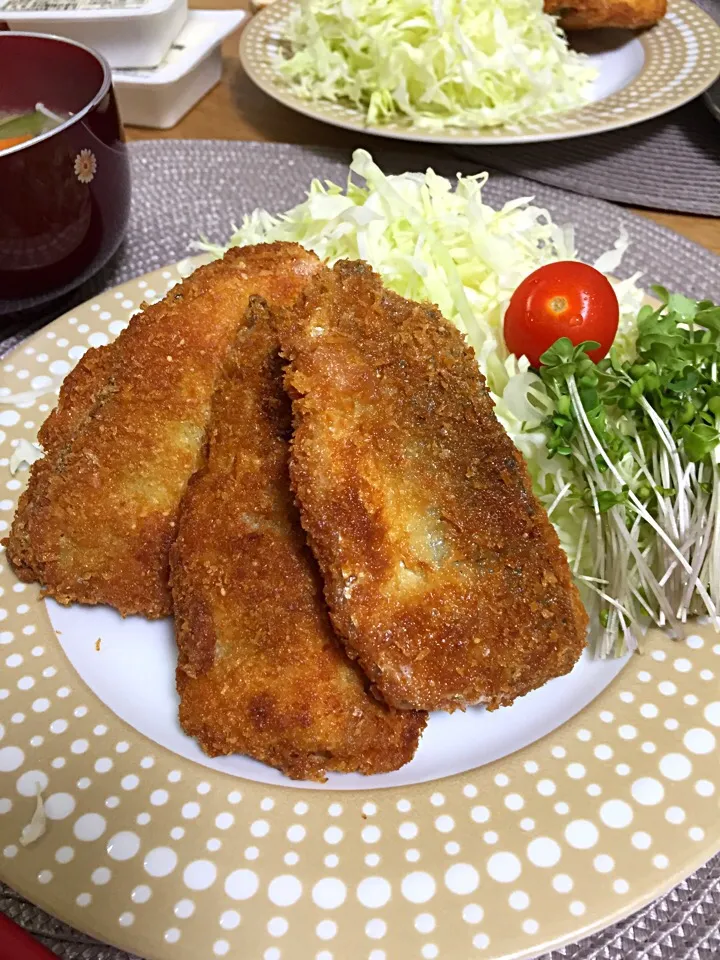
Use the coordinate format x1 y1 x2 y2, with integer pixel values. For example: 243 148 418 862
278 260 589 713
170 297 426 781
5 243 322 618
544 0 665 29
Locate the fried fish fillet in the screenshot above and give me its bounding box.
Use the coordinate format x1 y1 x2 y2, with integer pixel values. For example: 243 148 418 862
544 0 665 29
278 261 589 713
170 297 426 780
5 243 321 618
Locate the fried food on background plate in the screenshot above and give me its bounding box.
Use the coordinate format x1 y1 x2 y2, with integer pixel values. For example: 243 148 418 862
544 0 666 30
5 243 322 619
278 260 589 714
171 297 426 780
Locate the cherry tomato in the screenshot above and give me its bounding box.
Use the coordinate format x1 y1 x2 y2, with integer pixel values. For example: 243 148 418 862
503 261 619 368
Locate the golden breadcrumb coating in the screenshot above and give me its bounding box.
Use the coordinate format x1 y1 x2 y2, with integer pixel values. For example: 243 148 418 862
171 297 426 780
6 243 322 618
544 0 665 30
278 260 588 713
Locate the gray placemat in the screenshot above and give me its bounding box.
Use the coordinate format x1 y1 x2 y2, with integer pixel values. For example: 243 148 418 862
449 0 720 217
1 139 719 960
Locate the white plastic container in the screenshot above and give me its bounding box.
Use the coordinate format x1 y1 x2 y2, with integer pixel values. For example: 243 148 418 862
112 9 247 129
1 0 188 69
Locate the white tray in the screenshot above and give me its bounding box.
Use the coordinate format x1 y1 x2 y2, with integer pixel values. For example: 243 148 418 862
1 0 187 68
112 9 247 128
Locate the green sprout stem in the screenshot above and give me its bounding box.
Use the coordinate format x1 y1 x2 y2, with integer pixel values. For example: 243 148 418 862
537 290 720 656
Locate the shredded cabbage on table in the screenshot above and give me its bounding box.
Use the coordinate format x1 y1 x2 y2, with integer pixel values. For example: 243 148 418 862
201 149 650 654
273 0 597 129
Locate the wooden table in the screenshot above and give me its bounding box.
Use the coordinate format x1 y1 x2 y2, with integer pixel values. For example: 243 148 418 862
126 0 719 256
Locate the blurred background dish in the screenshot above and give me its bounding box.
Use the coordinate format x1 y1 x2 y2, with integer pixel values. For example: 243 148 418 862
112 8 247 129
240 0 720 144
0 32 131 320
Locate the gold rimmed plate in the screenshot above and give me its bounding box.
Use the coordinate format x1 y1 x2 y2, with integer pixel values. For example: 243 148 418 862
240 0 720 145
0 262 718 959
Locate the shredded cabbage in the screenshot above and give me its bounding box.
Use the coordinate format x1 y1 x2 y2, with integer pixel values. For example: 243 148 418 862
273 0 597 129
201 149 644 644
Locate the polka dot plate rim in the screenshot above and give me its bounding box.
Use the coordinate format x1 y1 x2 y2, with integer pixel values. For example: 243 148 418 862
239 0 720 146
0 262 717 960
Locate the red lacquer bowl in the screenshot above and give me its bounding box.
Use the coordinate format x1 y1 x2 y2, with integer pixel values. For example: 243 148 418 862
0 33 131 317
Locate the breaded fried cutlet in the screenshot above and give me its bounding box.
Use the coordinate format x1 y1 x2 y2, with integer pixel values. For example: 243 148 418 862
5 243 322 619
278 260 589 713
544 0 665 30
170 297 426 781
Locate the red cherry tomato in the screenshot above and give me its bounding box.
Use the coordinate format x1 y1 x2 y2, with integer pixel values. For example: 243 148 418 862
503 261 620 368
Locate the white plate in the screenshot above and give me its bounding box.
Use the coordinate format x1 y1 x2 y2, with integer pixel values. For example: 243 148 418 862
48 600 628 790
